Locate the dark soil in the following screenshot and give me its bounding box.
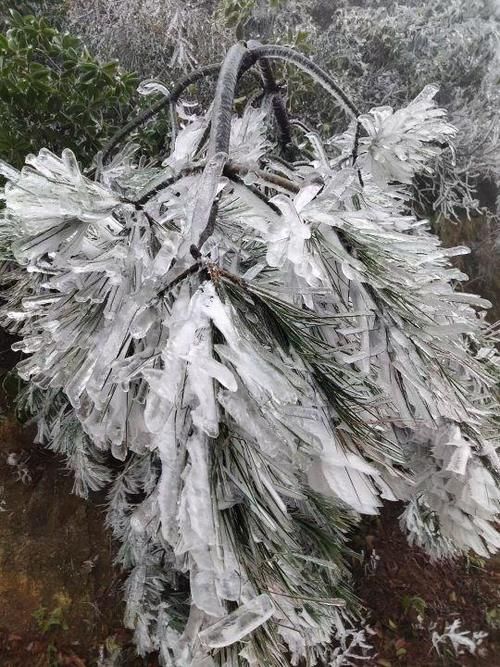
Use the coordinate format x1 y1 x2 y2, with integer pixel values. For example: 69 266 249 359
352 507 500 666
0 414 136 667
440 214 500 323
0 330 149 666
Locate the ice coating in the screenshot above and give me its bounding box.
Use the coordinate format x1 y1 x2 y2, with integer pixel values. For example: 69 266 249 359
0 73 498 667
198 595 275 648
137 79 171 97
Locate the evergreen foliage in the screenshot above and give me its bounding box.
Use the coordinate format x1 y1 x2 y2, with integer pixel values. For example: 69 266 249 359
0 39 499 665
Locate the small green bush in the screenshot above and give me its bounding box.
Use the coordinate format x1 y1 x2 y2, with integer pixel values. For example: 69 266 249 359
0 10 139 168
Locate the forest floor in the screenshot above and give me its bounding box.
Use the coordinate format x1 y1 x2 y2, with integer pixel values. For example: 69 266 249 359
0 321 498 666
351 509 500 666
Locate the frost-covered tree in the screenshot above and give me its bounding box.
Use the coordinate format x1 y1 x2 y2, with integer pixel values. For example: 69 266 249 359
0 42 499 666
64 0 231 79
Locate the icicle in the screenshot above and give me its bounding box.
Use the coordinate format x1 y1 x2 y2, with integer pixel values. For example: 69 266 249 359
186 153 227 250
0 160 21 182
198 595 275 648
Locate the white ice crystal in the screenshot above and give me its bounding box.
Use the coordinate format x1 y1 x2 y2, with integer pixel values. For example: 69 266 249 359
399 423 500 559
328 626 374 666
198 594 275 648
3 148 119 237
229 107 269 167
342 85 457 186
431 619 488 657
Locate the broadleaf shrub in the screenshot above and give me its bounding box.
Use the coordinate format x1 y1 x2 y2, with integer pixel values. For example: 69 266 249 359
0 10 138 168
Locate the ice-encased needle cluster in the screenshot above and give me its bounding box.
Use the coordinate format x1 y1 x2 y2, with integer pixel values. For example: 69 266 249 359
0 77 499 666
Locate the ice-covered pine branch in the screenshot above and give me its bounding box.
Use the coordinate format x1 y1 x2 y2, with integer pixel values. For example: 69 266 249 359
0 42 499 667
336 85 457 186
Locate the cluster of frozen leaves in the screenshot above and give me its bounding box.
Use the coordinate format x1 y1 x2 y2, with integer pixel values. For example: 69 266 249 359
315 0 499 203
338 86 457 186
431 619 488 657
0 73 499 667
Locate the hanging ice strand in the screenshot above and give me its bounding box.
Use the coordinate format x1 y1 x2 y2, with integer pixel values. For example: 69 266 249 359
0 41 499 667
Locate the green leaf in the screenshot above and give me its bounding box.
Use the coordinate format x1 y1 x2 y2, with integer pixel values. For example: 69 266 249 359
0 17 139 168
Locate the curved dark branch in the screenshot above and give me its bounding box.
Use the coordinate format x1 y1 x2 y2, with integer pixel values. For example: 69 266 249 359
352 118 362 169
100 63 221 167
99 44 363 175
247 40 293 154
249 44 364 170
248 44 360 120
224 160 300 194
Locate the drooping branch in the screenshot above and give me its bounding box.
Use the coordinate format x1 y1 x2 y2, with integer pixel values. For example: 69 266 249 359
208 43 258 157
248 43 363 165
3 37 498 665
100 43 358 176
108 42 361 254
185 43 261 256
248 44 360 120
97 42 364 188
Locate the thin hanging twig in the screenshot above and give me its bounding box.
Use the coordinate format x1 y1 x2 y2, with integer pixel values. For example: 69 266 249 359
247 40 293 154
248 44 360 119
247 43 363 165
